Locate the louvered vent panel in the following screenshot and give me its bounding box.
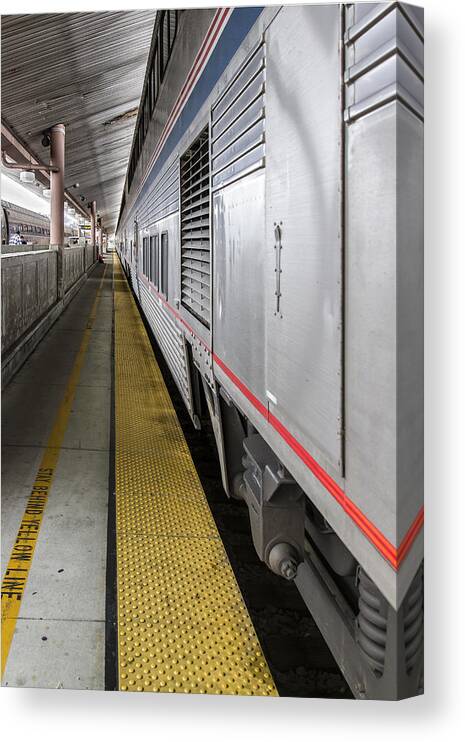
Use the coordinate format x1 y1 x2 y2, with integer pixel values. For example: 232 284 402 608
180 127 210 327
211 41 265 190
141 159 179 225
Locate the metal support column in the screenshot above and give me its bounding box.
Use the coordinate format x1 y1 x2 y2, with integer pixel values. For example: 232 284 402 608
50 124 65 246
91 200 97 260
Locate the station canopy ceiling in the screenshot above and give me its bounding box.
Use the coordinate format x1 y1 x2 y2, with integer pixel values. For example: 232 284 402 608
1 11 156 233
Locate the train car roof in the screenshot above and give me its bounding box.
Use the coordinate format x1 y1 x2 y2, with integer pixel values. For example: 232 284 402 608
1 200 50 221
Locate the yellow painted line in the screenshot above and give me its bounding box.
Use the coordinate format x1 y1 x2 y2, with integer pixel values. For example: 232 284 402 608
1 263 108 677
114 257 278 695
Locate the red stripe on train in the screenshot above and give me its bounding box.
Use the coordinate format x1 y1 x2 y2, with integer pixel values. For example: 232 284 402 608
212 358 423 570
137 272 424 569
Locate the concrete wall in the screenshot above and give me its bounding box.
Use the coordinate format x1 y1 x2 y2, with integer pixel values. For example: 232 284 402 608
85 243 95 271
1 250 57 352
1 245 97 385
63 246 85 293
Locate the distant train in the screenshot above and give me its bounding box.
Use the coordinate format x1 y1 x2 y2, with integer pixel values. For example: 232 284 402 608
1 200 50 245
116 5 424 700
1 200 74 247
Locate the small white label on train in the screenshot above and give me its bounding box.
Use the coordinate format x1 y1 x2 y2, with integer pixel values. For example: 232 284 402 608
266 390 277 405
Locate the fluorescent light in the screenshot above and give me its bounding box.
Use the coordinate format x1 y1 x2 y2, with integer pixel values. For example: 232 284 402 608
20 171 35 184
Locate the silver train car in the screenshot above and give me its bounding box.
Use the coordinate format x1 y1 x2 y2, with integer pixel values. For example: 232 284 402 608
116 4 424 700
1 199 75 247
1 200 51 246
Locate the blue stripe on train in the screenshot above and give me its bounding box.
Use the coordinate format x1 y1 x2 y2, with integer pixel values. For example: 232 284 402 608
127 6 264 224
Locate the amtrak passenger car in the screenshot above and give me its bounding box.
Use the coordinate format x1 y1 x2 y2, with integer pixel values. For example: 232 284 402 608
2 200 50 246
116 4 424 700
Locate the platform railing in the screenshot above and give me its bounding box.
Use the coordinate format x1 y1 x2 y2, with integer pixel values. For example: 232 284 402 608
1 244 98 385
59 245 86 295
1 249 57 353
1 245 48 255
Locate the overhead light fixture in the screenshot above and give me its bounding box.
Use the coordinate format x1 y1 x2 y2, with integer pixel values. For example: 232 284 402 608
20 171 35 184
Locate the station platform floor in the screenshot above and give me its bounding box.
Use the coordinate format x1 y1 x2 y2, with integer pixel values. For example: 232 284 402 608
0 256 278 694
2 259 112 689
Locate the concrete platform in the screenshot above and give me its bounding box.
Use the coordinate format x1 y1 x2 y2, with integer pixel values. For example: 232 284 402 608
1 258 112 690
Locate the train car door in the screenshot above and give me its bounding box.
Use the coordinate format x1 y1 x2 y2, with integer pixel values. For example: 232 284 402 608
264 4 344 476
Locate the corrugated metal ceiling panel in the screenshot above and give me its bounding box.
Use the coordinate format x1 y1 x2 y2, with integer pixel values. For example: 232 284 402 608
1 11 156 232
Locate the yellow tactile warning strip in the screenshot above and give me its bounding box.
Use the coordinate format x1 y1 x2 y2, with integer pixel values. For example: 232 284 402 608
113 258 278 695
1 264 108 677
